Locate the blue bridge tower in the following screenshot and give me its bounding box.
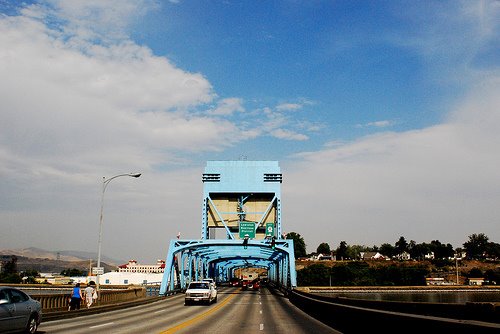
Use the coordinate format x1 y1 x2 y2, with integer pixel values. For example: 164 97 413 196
160 161 296 294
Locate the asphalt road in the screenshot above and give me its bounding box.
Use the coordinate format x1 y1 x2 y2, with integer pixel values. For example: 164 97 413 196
37 286 341 334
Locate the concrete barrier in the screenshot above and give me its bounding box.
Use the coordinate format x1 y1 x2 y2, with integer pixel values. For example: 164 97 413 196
32 287 147 312
42 296 166 321
294 288 499 323
289 289 500 333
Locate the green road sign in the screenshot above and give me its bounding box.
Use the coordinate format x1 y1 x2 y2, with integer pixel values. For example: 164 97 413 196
265 223 275 237
239 222 256 239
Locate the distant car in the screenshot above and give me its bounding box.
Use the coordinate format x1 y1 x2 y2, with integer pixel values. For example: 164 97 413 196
0 287 42 334
185 281 217 305
252 280 260 290
202 278 216 288
230 278 240 287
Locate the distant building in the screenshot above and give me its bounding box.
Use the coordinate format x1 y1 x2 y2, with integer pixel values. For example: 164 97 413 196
467 278 485 286
308 253 333 261
360 252 386 260
118 260 165 273
394 251 411 261
424 252 435 260
71 272 163 285
35 273 73 284
425 277 445 286
100 272 163 285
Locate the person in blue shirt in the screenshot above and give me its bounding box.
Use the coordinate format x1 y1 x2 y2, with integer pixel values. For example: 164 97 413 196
69 283 82 310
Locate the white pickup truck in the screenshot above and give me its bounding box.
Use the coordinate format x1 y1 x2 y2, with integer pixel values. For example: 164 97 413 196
184 281 217 305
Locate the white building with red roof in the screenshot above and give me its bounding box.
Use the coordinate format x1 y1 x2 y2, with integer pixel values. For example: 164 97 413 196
118 259 165 273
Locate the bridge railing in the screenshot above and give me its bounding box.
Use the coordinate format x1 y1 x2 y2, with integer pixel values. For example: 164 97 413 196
32 287 147 312
141 281 181 297
289 288 499 333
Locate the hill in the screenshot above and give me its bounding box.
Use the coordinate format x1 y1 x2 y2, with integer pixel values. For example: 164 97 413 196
0 247 124 274
0 247 123 265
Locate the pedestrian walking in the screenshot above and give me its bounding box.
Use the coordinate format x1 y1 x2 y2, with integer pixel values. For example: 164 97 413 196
84 281 96 308
69 283 82 310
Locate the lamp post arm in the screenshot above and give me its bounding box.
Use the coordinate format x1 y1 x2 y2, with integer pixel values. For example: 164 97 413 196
103 173 141 191
96 172 141 291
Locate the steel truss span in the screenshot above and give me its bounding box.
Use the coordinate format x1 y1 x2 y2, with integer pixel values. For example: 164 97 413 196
160 161 297 294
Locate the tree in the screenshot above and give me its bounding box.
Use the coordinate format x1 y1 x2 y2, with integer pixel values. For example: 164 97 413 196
0 256 21 283
61 268 84 276
316 242 331 255
467 267 483 278
2 255 18 274
20 270 40 284
442 243 455 259
336 241 348 260
347 245 373 260
485 242 500 259
409 242 431 260
379 243 395 258
484 269 500 284
286 232 307 258
297 263 330 286
395 236 408 255
429 240 455 259
463 233 489 259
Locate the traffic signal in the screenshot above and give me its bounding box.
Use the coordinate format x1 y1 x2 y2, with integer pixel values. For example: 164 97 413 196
243 234 249 249
271 236 276 249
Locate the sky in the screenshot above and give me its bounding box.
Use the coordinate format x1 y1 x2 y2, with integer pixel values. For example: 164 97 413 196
0 0 499 263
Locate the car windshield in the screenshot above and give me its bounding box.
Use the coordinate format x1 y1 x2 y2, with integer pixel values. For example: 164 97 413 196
189 282 209 289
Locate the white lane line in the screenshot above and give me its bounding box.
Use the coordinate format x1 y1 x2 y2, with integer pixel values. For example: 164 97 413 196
259 310 262 314
89 322 114 329
260 323 264 330
154 309 166 314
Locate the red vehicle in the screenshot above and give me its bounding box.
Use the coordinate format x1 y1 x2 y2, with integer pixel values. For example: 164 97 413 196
241 279 260 290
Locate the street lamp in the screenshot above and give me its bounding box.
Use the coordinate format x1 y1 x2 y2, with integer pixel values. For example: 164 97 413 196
96 173 141 295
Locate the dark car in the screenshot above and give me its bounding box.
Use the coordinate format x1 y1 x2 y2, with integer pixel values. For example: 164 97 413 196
230 278 240 287
0 287 42 333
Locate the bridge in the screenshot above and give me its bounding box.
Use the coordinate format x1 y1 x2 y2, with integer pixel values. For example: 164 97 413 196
38 285 499 333
34 160 500 333
160 160 296 294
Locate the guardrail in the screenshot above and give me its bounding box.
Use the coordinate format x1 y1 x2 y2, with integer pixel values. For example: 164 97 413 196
289 289 500 333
